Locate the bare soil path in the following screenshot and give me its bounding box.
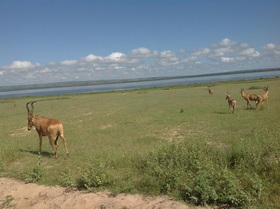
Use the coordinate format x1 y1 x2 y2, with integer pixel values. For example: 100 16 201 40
0 178 211 209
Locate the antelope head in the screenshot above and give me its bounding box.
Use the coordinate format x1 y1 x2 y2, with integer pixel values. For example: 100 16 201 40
225 93 231 100
26 101 36 131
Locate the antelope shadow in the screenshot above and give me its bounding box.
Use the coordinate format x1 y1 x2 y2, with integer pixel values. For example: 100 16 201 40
19 149 54 158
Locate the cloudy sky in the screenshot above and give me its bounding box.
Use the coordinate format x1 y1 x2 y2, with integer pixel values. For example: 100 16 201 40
1 0 280 86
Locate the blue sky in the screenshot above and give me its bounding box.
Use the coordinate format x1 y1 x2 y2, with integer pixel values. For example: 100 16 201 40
1 0 280 86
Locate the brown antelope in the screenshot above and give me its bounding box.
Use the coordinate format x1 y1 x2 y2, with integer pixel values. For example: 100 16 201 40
257 86 269 106
240 88 259 109
225 93 237 113
208 86 214 96
26 101 69 158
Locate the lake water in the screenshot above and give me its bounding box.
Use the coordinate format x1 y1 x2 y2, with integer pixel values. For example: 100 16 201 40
0 70 279 98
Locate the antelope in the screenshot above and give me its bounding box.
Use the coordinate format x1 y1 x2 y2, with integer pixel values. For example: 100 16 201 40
208 86 214 96
240 88 259 109
257 86 269 106
26 101 69 158
225 93 237 113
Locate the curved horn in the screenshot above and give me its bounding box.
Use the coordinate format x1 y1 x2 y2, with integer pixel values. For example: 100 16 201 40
26 102 32 113
30 101 37 113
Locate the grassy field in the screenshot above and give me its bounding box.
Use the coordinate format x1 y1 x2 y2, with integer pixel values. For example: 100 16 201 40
0 77 279 208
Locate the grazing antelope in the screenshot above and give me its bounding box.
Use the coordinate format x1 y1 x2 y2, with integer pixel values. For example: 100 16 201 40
225 93 237 113
257 86 269 106
208 86 214 96
240 88 259 109
26 101 69 158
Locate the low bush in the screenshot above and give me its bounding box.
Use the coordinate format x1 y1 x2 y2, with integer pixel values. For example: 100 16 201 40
24 156 43 183
135 138 270 207
76 162 110 192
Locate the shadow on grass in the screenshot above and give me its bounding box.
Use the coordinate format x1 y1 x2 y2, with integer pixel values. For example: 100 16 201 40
213 111 229 114
245 107 258 110
19 149 54 158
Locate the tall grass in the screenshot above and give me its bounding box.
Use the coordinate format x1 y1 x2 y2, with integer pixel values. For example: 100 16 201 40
0 78 279 208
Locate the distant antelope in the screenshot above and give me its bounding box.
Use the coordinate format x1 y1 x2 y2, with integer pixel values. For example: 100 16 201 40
208 86 214 95
26 101 69 158
257 86 269 106
225 93 237 113
240 88 259 109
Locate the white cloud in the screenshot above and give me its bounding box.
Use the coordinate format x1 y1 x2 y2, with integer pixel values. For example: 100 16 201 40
220 38 235 47
160 50 175 58
181 56 198 63
132 47 151 55
211 38 243 58
131 47 158 58
41 67 51 73
4 61 40 70
191 48 211 56
106 52 126 61
209 39 264 62
221 57 235 63
264 43 276 50
239 48 261 57
61 60 77 65
213 48 226 57
84 54 103 62
157 50 179 66
263 43 280 55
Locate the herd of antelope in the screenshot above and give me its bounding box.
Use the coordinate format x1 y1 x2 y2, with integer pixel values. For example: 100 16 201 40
24 85 269 158
208 85 269 114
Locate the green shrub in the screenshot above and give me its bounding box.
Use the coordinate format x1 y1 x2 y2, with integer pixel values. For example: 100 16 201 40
215 169 251 206
248 85 263 90
0 195 14 209
76 162 110 191
136 140 267 207
192 170 218 205
62 167 76 187
24 156 43 183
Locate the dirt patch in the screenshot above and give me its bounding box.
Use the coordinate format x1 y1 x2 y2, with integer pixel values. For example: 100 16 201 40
0 178 211 209
9 127 31 138
100 124 113 130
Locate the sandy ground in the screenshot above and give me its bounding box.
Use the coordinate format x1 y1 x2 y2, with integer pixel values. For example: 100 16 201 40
0 178 212 209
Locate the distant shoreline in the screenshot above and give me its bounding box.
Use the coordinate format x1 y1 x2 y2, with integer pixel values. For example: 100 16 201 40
0 68 279 98
1 67 279 92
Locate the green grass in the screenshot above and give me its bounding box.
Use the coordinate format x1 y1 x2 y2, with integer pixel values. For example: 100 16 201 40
0 77 279 208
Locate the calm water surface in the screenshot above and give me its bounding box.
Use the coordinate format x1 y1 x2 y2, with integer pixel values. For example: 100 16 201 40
1 71 279 98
